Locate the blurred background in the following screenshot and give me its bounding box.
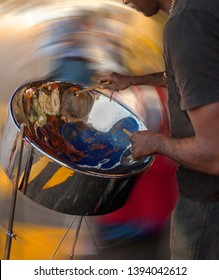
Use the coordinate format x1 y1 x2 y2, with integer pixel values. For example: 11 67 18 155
0 0 178 260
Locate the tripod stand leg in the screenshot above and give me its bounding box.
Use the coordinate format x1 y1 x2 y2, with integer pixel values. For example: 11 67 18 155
4 123 25 260
70 216 83 259
18 146 33 194
50 216 77 260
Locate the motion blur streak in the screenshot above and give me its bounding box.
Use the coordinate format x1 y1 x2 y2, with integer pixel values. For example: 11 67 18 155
0 1 170 260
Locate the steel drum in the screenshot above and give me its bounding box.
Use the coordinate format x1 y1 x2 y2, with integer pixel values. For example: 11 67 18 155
11 80 152 177
0 80 157 216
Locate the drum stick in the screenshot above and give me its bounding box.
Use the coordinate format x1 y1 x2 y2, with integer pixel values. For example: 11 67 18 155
75 81 110 95
122 128 133 137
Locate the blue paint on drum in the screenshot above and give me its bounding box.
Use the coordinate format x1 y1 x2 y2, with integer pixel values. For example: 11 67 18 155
60 117 138 169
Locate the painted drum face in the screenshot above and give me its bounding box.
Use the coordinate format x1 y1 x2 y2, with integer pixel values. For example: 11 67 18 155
11 80 153 177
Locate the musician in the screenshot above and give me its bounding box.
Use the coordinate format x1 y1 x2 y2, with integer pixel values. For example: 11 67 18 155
99 0 219 259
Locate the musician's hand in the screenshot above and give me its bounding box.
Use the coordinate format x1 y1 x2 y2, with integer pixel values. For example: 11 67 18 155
98 72 132 92
130 130 161 160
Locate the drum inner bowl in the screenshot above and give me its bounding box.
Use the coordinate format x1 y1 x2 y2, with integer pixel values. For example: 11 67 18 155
11 80 152 177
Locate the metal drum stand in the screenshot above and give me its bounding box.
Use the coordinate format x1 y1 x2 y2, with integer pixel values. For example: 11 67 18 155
4 124 26 260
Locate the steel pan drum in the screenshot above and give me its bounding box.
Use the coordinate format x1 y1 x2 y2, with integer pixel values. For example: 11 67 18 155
11 80 153 177
0 80 156 216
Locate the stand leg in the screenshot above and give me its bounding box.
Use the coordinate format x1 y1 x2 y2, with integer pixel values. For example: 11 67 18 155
4 124 25 260
18 146 33 194
70 216 83 259
50 216 77 260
